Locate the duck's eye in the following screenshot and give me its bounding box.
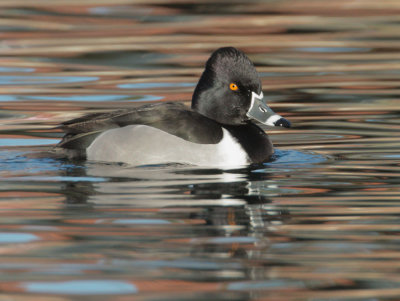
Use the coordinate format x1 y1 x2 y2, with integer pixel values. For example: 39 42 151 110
229 83 239 91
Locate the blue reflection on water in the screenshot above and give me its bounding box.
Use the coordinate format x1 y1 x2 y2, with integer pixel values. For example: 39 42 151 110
0 95 18 101
0 139 56 147
26 95 131 102
250 149 328 174
0 67 35 73
268 149 327 166
0 232 39 243
0 150 106 182
383 154 400 159
0 75 98 85
0 150 70 173
7 176 106 182
22 280 138 295
0 94 163 102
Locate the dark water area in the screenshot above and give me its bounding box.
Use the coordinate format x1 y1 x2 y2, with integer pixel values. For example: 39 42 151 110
1 1 400 300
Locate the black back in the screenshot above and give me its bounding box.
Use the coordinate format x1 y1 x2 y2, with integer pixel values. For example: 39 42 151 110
58 102 223 151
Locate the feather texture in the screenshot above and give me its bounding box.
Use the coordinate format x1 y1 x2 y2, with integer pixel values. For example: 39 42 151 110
57 102 223 157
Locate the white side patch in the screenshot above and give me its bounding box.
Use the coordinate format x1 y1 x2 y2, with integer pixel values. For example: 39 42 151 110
216 129 249 167
86 125 249 167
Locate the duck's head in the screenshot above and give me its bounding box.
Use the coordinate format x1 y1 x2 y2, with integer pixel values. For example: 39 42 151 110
192 47 290 128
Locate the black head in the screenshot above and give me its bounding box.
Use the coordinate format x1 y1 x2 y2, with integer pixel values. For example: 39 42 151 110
191 47 291 128
191 47 261 125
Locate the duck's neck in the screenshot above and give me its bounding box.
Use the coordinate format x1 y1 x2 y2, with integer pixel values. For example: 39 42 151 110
222 123 273 163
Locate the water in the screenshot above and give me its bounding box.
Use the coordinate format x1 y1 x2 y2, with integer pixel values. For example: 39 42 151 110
1 1 400 299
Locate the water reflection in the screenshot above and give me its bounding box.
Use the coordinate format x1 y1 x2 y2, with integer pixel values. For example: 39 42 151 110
0 232 39 243
0 0 400 299
22 280 138 295
0 75 98 85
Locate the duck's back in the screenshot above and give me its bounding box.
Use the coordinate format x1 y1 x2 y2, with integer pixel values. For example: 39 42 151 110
57 102 223 160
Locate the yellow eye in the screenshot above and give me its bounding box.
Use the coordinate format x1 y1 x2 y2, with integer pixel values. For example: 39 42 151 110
229 83 239 91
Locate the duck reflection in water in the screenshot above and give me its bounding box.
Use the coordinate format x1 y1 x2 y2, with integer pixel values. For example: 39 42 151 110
60 163 287 234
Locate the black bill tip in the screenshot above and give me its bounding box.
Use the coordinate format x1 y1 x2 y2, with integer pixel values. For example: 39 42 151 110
275 118 291 128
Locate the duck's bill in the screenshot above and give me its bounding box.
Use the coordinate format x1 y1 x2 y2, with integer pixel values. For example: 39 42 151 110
246 91 291 128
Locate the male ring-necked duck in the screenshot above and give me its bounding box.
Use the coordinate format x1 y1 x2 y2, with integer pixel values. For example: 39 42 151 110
57 47 290 167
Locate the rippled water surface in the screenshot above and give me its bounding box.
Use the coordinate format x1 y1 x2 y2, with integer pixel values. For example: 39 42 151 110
1 1 400 300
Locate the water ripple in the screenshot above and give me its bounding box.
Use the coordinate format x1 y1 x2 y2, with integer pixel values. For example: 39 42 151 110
0 75 98 85
22 280 137 295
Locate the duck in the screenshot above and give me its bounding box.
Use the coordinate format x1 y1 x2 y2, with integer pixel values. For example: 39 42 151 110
56 47 290 167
